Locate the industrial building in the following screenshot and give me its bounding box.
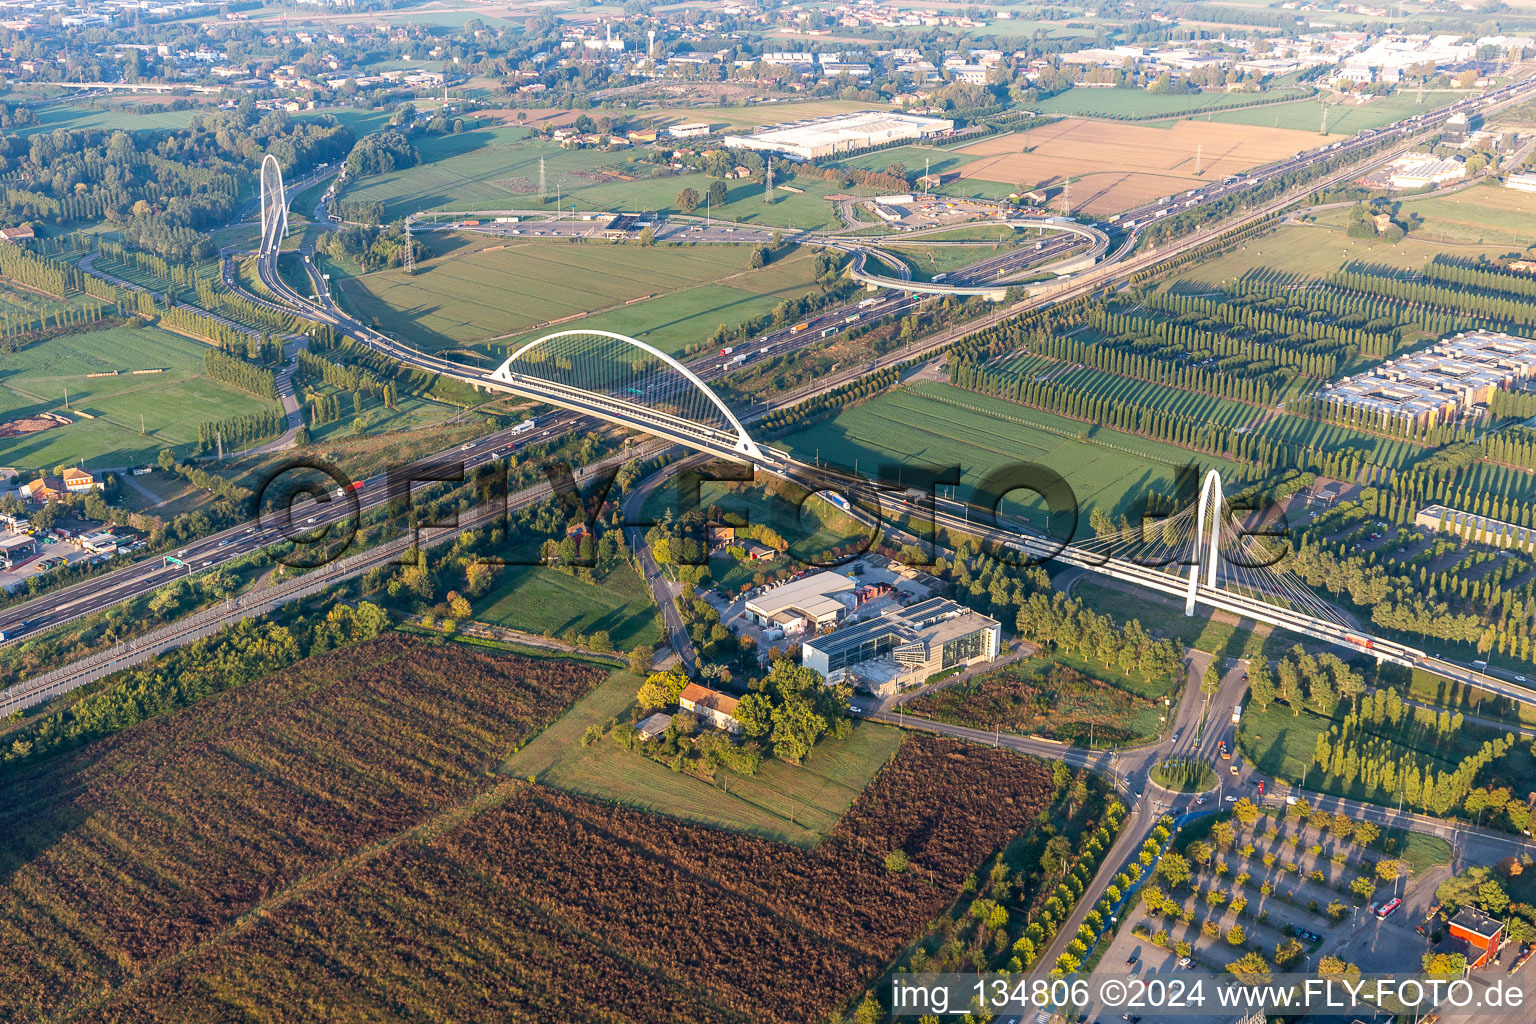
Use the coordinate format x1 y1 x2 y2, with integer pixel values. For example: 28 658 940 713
1315 330 1536 428
744 571 859 632
1414 504 1535 548
0 533 36 568
1385 154 1466 189
723 110 954 161
802 598 1000 697
1506 172 1536 193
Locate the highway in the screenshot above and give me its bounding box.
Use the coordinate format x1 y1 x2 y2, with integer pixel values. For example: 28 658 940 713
7 74 1536 701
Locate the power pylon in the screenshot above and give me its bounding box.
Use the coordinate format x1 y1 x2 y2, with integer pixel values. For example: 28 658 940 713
1195 143 1203 176
403 217 416 274
764 160 773 203
539 156 547 203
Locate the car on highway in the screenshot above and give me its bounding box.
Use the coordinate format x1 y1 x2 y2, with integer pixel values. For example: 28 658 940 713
1171 730 1181 743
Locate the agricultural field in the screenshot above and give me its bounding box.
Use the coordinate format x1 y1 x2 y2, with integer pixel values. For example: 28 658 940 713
0 324 275 470
954 118 1346 215
0 634 608 1023
906 658 1164 746
333 121 865 230
780 381 1244 531
338 235 828 359
1205 90 1468 134
1032 86 1315 120
507 668 904 845
471 561 663 652
68 735 1053 1024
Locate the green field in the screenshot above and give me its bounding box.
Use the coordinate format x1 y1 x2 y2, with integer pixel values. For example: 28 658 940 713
1169 223 1510 283
829 145 981 176
504 666 905 847
0 325 275 469
472 561 662 652
1069 576 1272 660
995 356 1260 428
335 124 867 230
1205 91 1466 134
781 381 1244 531
641 480 874 592
16 103 199 137
339 236 827 358
1315 182 1536 248
1034 87 1314 121
1237 699 1536 812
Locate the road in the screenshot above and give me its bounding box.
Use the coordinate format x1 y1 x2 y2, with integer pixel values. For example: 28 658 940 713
10 75 1536 705
871 649 1536 974
620 455 705 671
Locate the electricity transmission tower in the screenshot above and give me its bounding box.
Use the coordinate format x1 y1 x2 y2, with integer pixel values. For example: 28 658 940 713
403 217 416 274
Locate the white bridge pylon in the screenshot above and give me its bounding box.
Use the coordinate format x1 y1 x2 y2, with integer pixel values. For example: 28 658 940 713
490 329 766 461
1187 468 1224 616
259 154 287 256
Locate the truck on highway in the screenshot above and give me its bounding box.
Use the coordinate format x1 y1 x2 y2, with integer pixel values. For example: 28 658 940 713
512 417 539 434
820 326 839 338
1232 704 1242 725
845 314 861 324
720 346 735 356
858 297 880 308
791 322 810 334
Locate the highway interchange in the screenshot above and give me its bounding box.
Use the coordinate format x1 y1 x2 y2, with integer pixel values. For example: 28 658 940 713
8 75 1536 713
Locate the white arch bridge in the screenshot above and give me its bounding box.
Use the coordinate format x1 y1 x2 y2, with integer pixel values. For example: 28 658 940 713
479 330 1456 677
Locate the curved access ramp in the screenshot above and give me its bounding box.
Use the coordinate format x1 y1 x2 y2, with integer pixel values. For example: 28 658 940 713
825 217 1110 297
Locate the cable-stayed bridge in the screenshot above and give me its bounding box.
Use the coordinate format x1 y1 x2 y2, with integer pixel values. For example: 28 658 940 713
249 162 1521 698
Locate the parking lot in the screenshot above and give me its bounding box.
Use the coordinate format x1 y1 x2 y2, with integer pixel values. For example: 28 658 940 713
1098 802 1446 1020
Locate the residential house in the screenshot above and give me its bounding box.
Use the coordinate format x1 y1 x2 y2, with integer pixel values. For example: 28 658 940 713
19 477 66 504
678 682 743 733
62 467 96 493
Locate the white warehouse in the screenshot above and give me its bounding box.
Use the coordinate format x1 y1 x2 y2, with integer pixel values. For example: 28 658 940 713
724 110 955 161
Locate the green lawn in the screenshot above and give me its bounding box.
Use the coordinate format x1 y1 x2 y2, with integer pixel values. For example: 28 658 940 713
338 236 827 358
780 380 1244 531
472 561 662 652
1237 699 1535 813
505 669 904 848
0 324 275 470
1068 576 1265 660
